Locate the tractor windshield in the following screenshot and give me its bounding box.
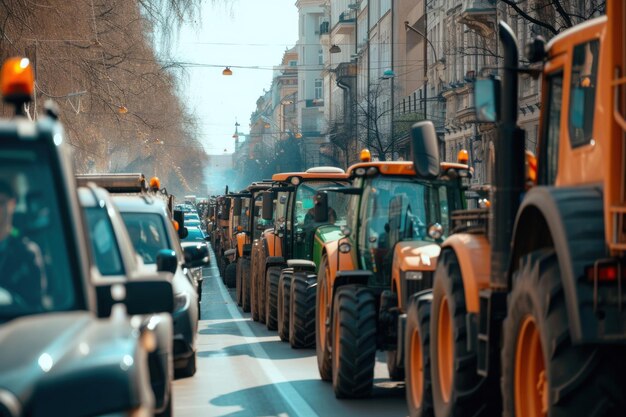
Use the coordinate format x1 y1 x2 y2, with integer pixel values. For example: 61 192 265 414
359 176 459 286
294 180 350 227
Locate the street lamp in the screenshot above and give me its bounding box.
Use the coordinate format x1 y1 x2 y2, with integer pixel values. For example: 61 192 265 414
329 44 341 54
222 67 233 76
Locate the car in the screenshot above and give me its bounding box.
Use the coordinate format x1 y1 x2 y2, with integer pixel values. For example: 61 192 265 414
79 185 176 416
0 57 171 416
114 195 208 378
184 218 201 229
184 212 201 222
181 227 208 287
183 226 206 243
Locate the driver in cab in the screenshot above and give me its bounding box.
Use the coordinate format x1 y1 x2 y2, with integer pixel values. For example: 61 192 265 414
0 180 47 308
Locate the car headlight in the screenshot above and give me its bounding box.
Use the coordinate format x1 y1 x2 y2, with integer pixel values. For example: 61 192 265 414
174 292 190 312
405 271 423 281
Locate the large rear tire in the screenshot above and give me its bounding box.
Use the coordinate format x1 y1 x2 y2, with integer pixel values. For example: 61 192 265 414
265 266 281 330
240 258 251 313
316 254 332 381
331 285 377 398
405 293 433 417
502 249 626 417
236 258 243 306
224 262 237 288
250 254 260 321
277 270 293 342
431 249 497 417
289 272 316 348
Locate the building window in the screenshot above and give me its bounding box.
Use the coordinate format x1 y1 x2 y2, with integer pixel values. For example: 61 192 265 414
318 48 323 65
315 79 323 99
289 60 297 67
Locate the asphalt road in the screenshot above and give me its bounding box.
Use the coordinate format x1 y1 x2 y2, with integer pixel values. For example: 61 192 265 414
173 249 408 417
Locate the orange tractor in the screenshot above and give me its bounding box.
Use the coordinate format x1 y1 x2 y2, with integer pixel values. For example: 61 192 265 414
233 181 273 312
404 2 626 416
313 123 471 398
249 168 349 327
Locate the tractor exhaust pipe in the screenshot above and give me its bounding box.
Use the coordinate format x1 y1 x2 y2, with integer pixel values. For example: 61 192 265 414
489 22 526 289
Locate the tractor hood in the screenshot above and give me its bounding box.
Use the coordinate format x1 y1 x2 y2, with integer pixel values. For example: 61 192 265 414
0 311 151 417
393 241 441 272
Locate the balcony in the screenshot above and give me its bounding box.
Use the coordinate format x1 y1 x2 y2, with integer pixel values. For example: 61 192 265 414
332 9 356 35
458 0 497 37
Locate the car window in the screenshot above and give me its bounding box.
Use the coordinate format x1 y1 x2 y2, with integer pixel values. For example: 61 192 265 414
183 227 205 242
121 212 170 264
0 144 76 316
83 207 124 276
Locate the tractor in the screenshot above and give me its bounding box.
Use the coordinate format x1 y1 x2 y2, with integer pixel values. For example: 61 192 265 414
405 3 626 417
313 122 470 398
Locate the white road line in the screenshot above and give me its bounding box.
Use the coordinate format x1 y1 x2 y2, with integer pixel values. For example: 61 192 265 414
214 271 319 417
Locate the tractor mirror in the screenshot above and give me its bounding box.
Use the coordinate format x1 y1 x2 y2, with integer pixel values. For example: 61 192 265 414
411 121 440 179
262 191 274 221
233 197 242 216
314 191 329 223
474 78 500 123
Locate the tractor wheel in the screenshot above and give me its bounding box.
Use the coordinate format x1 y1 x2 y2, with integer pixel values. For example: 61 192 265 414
257 265 267 324
224 262 237 288
331 285 377 398
431 249 498 417
502 249 626 417
289 273 316 348
405 294 433 417
387 349 404 381
277 270 293 342
316 254 332 381
236 258 243 306
250 254 260 320
240 258 251 313
265 266 281 330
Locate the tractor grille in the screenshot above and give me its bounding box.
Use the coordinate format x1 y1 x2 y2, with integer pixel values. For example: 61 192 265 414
451 208 489 235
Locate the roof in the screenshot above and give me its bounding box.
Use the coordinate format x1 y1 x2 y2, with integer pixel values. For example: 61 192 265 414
271 169 349 181
112 194 169 215
346 161 470 177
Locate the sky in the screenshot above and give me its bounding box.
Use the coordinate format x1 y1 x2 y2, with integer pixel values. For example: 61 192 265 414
173 0 299 155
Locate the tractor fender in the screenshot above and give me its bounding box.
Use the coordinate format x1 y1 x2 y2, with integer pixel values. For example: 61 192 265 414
441 234 491 314
264 230 282 258
265 256 286 268
322 239 357 291
236 232 247 258
510 185 615 343
391 241 440 312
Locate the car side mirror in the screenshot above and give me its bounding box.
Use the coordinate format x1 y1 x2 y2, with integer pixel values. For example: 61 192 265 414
233 197 242 216
181 241 210 268
474 78 501 123
173 209 187 239
95 273 174 317
156 249 177 274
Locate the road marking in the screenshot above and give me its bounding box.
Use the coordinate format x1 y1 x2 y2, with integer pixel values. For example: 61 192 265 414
214 270 319 417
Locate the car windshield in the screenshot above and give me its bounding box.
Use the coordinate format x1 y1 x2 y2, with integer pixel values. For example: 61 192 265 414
83 207 124 276
183 227 205 242
121 212 170 264
0 143 76 317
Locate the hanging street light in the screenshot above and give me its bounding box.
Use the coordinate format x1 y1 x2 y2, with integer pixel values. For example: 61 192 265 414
222 67 233 76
